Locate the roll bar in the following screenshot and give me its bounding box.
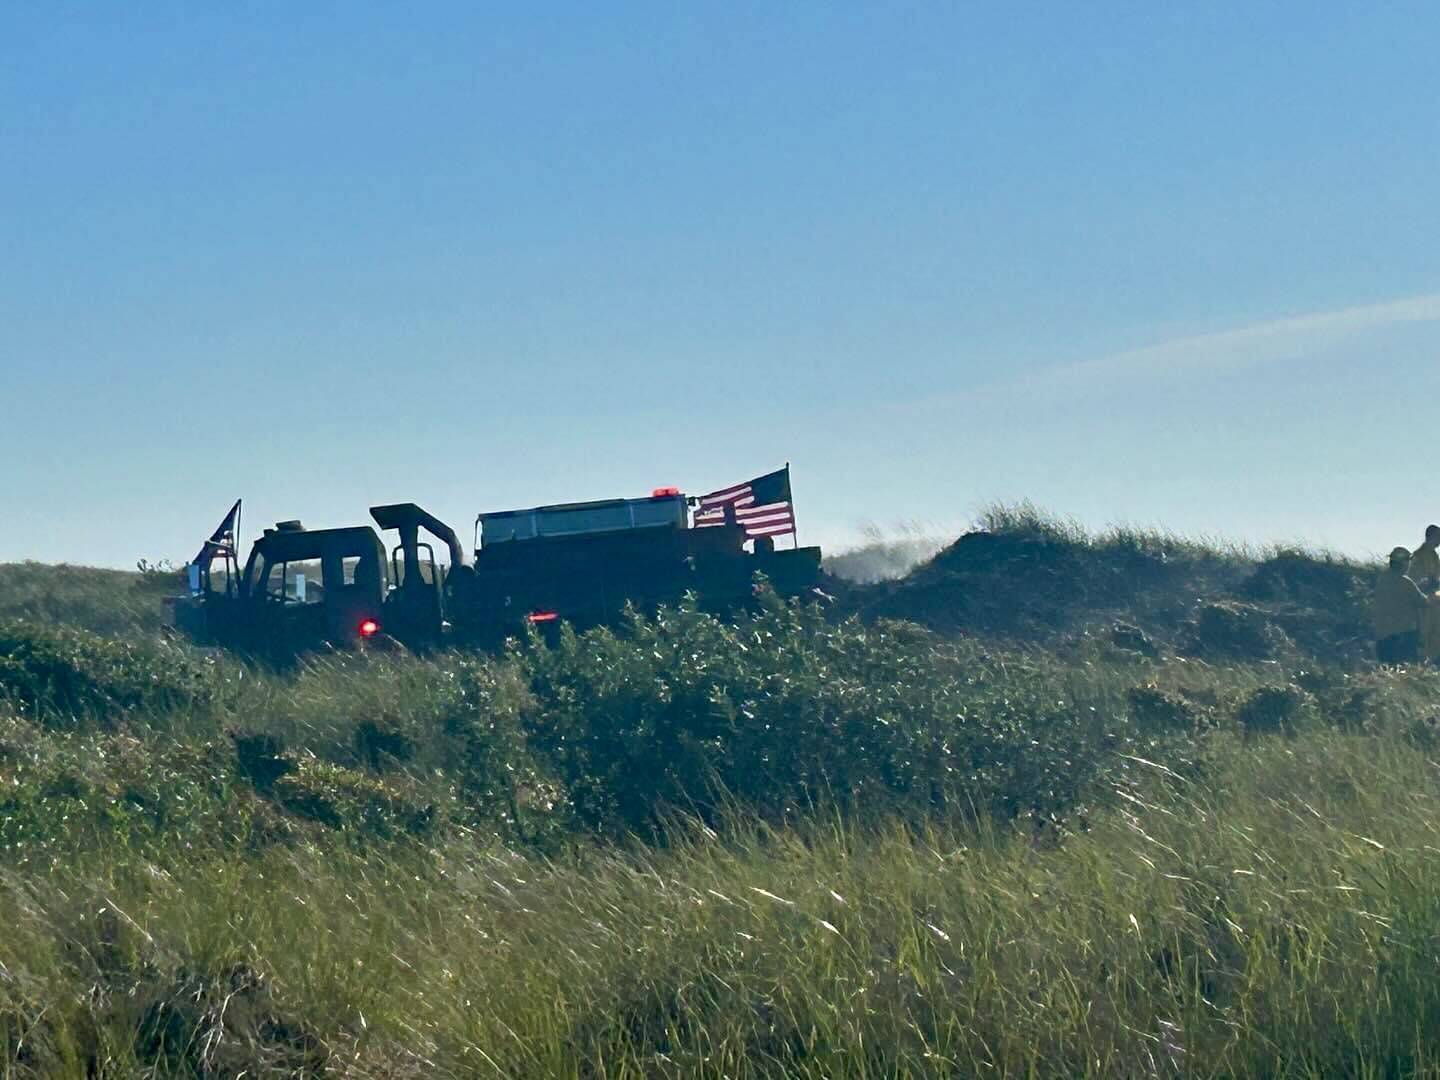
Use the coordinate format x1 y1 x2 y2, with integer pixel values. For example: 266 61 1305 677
369 503 468 581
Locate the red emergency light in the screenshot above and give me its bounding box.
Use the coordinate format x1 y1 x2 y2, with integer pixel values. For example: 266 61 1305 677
526 611 559 623
651 486 681 497
358 618 380 637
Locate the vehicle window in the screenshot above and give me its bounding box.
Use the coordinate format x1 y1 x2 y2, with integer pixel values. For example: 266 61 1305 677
537 503 631 537
206 560 236 595
262 561 284 600
481 513 537 545
632 497 685 529
264 559 325 603
290 559 325 603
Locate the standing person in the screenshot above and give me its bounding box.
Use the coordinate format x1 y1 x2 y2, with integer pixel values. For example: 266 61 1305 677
1410 526 1440 660
1373 546 1431 665
1411 526 1440 592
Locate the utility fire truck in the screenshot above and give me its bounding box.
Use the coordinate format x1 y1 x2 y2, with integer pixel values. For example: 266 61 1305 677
172 470 823 657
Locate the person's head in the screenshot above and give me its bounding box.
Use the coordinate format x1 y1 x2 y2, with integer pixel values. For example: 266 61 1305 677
1425 525 1440 547
1390 546 1412 572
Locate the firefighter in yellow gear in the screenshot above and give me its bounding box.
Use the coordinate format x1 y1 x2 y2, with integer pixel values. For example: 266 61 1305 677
1374 546 1434 664
1412 526 1440 659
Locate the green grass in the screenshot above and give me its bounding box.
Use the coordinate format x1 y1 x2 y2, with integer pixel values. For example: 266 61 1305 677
6 726 1440 1076
977 499 1259 561
0 561 176 638
853 501 1377 670
0 517 1435 1076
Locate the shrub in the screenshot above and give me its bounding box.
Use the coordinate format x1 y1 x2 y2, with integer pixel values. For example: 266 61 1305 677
232 731 291 790
1128 685 1201 735
229 728 436 839
0 618 213 728
1237 684 1317 736
518 595 1127 835
442 658 572 846
1242 549 1367 606
352 718 417 770
0 714 243 858
0 561 172 637
271 758 435 838
1184 601 1288 661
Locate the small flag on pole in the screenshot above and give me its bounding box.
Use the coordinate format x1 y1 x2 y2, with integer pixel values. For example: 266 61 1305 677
694 466 796 539
192 499 241 570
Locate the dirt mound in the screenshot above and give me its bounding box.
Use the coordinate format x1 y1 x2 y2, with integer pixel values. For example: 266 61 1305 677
1237 552 1372 663
922 529 1087 578
1242 551 1368 608
845 526 1375 666
852 531 1079 636
1181 600 1290 661
852 528 1217 641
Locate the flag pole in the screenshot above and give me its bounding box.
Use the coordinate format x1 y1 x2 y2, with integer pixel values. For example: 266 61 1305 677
232 500 242 595
786 461 798 550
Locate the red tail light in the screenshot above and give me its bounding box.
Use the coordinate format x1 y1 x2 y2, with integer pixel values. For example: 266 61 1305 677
358 618 380 637
526 611 559 623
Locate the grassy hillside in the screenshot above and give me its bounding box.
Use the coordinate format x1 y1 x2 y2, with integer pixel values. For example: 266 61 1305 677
0 560 177 637
4 511 1436 1077
849 502 1373 665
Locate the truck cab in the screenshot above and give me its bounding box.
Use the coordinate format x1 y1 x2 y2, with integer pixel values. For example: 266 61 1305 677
175 520 390 657
174 503 464 658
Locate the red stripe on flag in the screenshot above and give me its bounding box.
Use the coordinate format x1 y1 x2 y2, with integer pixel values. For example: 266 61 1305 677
738 507 791 516
700 487 752 508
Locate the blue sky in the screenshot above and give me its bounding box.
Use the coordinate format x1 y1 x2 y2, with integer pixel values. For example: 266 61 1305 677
3 4 1438 566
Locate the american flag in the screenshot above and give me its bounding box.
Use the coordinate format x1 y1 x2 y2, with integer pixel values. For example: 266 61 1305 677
693 466 796 539
192 498 241 569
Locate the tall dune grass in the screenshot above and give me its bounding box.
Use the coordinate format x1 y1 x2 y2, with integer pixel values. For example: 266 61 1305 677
5 727 1440 1076
0 518 1430 1075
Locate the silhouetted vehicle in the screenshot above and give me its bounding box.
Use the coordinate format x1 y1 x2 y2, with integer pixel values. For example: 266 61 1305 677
452 489 822 645
173 485 822 657
172 502 463 658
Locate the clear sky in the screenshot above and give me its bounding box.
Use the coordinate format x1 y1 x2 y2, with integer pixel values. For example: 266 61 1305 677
4 4 1438 567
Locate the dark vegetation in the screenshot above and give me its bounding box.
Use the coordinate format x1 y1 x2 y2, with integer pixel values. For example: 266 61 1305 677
851 502 1372 664
4 505 1438 1077
0 559 174 637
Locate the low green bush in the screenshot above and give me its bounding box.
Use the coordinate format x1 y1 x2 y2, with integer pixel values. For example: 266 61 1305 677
0 618 214 729
271 758 436 838
1237 683 1318 736
0 713 245 859
0 560 176 638
1184 600 1289 660
516 595 1154 835
1128 684 1204 735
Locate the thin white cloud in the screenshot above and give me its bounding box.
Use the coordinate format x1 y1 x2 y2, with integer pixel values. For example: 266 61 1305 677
1027 292 1440 389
